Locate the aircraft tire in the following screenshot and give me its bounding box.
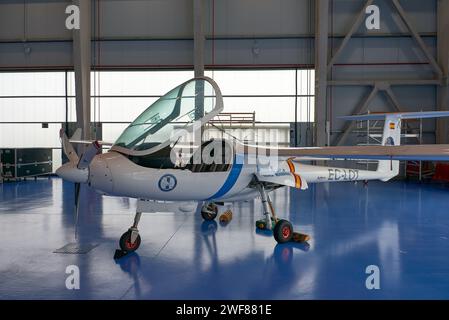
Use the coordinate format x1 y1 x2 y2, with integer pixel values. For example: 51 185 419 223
273 220 293 244
119 230 141 252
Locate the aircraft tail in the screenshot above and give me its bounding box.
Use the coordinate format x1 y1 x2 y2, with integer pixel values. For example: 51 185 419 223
341 111 449 181
377 114 401 181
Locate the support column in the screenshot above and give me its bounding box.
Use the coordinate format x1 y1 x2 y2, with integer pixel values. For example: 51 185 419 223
73 0 91 140
437 0 449 144
193 0 205 142
193 0 205 78
315 0 329 146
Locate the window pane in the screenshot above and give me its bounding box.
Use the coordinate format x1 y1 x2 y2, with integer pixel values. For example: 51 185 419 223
0 123 60 147
297 69 315 95
0 72 65 96
91 71 194 96
67 71 76 97
222 97 295 122
92 97 157 123
67 97 77 122
0 98 66 122
297 96 315 122
102 123 130 143
205 70 296 96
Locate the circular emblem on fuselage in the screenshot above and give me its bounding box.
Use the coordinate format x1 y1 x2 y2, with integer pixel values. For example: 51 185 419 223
158 174 177 192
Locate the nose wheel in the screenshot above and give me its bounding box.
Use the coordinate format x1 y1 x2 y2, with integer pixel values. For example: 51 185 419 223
119 230 141 252
115 211 142 259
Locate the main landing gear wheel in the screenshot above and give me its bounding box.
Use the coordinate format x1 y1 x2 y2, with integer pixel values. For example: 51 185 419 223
201 203 218 221
273 219 293 244
119 230 141 252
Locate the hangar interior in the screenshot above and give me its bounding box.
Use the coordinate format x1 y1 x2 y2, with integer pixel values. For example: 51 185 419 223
1 0 449 299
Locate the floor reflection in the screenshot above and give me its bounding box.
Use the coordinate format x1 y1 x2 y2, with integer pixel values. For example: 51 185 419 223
1 178 449 299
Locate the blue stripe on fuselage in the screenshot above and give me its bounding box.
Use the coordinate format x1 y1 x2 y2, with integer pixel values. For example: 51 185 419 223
206 154 244 200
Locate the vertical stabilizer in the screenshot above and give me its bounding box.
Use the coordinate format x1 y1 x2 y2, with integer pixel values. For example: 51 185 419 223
376 115 400 181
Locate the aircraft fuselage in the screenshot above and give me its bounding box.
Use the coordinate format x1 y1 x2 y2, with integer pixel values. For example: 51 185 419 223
83 150 391 203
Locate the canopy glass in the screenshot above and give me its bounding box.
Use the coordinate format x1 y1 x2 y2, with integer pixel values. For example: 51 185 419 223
113 78 221 153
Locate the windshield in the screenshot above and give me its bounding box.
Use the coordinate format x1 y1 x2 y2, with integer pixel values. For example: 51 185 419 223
113 78 220 152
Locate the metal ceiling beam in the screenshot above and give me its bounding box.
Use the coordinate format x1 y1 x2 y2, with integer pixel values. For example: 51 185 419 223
384 86 403 112
392 0 443 79
327 0 374 73
329 79 442 86
335 85 378 146
328 0 442 79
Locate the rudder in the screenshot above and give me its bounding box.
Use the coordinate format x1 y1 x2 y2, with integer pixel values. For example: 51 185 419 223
377 115 400 181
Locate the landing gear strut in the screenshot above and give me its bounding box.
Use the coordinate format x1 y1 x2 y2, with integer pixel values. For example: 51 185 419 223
119 211 142 252
255 182 278 231
254 179 308 244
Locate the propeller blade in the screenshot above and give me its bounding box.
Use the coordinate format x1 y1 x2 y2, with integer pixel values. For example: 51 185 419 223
60 129 79 164
74 182 80 240
77 141 101 169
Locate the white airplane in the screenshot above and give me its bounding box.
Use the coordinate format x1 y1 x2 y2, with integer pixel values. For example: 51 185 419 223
56 76 449 254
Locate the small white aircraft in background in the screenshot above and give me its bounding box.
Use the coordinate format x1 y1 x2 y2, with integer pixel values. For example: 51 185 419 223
56 77 449 254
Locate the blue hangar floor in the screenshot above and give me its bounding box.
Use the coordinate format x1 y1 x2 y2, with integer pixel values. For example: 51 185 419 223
1 177 449 300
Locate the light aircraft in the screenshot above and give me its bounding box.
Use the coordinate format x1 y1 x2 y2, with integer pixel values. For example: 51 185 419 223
56 76 449 254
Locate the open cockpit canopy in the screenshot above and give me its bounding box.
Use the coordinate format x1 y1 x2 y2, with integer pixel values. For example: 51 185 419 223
111 77 223 156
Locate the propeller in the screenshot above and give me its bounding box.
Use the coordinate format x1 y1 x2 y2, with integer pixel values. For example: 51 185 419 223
57 128 101 239
78 140 101 169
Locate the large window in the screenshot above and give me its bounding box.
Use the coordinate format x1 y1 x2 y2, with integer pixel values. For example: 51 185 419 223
0 72 69 172
0 69 315 172
95 70 315 147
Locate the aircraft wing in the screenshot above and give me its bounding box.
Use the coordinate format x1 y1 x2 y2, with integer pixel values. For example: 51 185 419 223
238 144 449 161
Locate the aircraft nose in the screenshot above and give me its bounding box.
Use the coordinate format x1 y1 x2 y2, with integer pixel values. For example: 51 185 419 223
56 162 88 183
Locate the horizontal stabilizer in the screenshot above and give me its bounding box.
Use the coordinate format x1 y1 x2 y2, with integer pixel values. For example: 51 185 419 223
339 111 449 121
